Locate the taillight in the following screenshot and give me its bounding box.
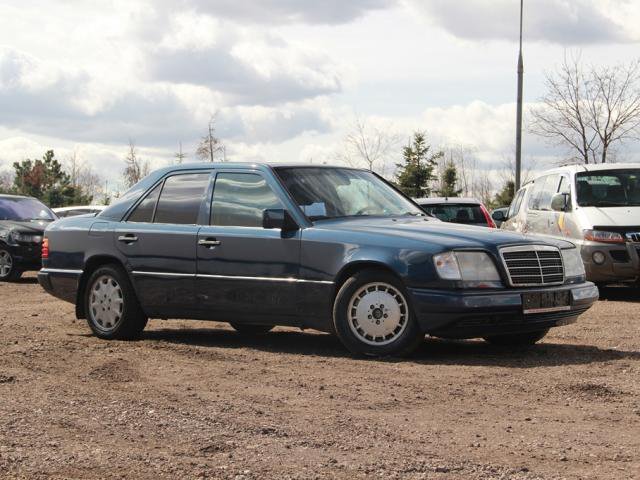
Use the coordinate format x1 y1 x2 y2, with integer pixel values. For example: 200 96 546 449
42 237 49 259
480 205 496 228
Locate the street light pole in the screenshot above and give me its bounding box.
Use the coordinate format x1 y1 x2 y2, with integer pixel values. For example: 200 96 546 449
515 0 524 191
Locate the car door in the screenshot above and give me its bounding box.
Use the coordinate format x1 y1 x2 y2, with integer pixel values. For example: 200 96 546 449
195 170 301 320
115 171 212 315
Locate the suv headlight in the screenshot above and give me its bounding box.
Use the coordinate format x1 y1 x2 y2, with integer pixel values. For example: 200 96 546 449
583 229 624 243
433 251 502 287
561 247 585 277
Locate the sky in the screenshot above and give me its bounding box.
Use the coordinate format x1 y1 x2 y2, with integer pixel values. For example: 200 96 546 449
1 0 639 193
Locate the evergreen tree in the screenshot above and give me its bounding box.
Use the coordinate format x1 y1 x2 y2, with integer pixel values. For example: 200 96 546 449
437 162 462 197
492 180 515 208
395 132 443 198
13 150 91 207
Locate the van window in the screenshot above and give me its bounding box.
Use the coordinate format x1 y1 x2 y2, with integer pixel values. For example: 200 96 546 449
576 169 640 207
508 188 526 218
558 175 571 195
528 175 559 211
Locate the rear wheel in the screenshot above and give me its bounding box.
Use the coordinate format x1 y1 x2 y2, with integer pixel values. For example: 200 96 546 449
483 329 549 346
0 249 21 282
84 264 148 340
333 269 424 357
230 323 274 335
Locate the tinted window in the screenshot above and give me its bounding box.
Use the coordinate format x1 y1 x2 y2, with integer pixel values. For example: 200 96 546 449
211 173 282 227
154 174 210 225
420 203 487 225
576 169 640 207
127 183 161 223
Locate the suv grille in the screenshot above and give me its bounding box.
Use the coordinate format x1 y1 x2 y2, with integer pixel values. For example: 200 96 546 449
499 245 564 287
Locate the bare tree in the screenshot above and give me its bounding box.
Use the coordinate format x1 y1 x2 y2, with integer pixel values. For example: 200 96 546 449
530 55 640 163
336 117 399 174
174 142 187 164
0 169 13 193
196 115 224 162
66 151 102 201
123 140 150 188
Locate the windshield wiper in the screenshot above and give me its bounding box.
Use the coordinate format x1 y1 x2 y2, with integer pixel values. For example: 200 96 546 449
581 201 628 207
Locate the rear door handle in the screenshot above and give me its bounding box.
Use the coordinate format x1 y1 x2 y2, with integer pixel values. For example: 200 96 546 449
118 234 138 243
198 238 221 248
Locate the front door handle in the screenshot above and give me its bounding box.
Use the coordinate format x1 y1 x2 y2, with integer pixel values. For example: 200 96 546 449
198 238 221 248
118 234 138 243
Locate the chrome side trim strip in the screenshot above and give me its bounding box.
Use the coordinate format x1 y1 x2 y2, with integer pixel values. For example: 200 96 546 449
131 271 334 284
132 271 195 278
40 268 83 275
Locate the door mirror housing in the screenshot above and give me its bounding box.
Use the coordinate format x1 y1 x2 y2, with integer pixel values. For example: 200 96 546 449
492 210 506 222
551 193 571 212
262 209 298 230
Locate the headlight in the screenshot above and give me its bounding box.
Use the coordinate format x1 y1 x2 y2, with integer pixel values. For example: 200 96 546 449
583 229 624 243
561 247 585 277
433 251 501 286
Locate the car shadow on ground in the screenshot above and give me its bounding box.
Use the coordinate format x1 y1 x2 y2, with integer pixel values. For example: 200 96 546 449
140 326 640 368
13 277 38 285
597 285 640 303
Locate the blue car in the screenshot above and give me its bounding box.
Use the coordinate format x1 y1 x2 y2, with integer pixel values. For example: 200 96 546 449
38 163 598 356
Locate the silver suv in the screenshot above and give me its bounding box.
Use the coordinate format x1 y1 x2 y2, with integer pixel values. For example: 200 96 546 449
501 164 640 284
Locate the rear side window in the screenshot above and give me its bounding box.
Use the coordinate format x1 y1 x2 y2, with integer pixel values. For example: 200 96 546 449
211 173 282 227
154 174 210 225
421 203 486 225
127 183 161 223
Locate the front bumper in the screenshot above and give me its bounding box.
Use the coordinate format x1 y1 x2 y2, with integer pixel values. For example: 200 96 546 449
579 241 640 283
5 243 42 271
408 282 599 339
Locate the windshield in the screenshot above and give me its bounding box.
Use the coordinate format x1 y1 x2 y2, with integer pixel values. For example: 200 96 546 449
0 197 56 222
274 167 425 221
576 169 640 207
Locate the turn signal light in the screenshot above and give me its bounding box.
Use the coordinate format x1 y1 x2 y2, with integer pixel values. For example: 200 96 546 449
42 237 49 259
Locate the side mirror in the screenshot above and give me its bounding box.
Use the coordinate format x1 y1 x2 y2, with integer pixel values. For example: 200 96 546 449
492 210 506 222
551 193 571 212
262 209 298 231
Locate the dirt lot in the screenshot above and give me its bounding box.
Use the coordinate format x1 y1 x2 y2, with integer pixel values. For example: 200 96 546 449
0 274 639 480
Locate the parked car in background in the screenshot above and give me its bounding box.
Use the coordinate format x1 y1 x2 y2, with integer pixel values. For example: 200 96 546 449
415 197 496 228
53 205 106 218
38 163 597 356
0 194 57 281
501 164 640 284
491 207 509 228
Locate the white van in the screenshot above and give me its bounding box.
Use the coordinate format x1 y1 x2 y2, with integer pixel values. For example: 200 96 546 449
501 164 640 284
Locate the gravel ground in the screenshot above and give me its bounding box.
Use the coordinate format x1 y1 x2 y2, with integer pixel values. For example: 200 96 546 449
1 274 639 480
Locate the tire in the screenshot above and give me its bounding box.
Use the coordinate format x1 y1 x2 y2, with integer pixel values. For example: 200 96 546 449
332 269 424 357
0 249 22 282
229 323 274 335
483 329 549 347
84 264 148 340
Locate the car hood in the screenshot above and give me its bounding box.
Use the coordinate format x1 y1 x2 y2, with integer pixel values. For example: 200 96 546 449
0 220 50 233
316 217 574 250
577 206 640 228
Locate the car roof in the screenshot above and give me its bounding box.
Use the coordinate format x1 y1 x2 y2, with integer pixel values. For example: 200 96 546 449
414 197 482 205
0 194 30 200
53 205 106 212
165 162 367 172
533 162 640 177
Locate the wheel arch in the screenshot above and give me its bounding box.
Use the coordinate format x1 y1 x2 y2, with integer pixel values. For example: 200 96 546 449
334 261 404 294
76 254 128 319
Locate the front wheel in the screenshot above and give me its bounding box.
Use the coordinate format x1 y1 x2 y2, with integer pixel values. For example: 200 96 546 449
0 249 22 282
84 265 148 340
483 329 549 346
333 269 424 357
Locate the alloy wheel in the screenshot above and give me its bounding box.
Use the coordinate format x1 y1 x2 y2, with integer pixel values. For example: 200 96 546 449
0 250 13 278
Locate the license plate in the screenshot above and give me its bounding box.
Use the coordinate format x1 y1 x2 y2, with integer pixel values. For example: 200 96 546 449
522 291 571 314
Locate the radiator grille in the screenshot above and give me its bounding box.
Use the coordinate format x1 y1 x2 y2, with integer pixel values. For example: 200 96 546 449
500 246 564 287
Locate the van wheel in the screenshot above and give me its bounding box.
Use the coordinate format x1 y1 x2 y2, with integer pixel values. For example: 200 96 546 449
84 264 148 340
333 269 424 357
230 323 274 335
0 249 21 282
483 329 549 346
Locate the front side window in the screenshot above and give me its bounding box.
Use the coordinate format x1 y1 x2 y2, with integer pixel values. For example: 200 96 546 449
127 183 161 223
154 174 210 225
528 175 559 211
0 197 56 222
211 173 282 227
508 188 525 218
275 167 424 220
576 169 640 207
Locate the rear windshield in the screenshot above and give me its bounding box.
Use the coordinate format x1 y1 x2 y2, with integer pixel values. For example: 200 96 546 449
0 197 56 222
419 203 487 225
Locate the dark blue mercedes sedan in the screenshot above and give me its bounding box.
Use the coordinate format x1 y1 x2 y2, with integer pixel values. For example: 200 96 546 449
37 163 598 356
